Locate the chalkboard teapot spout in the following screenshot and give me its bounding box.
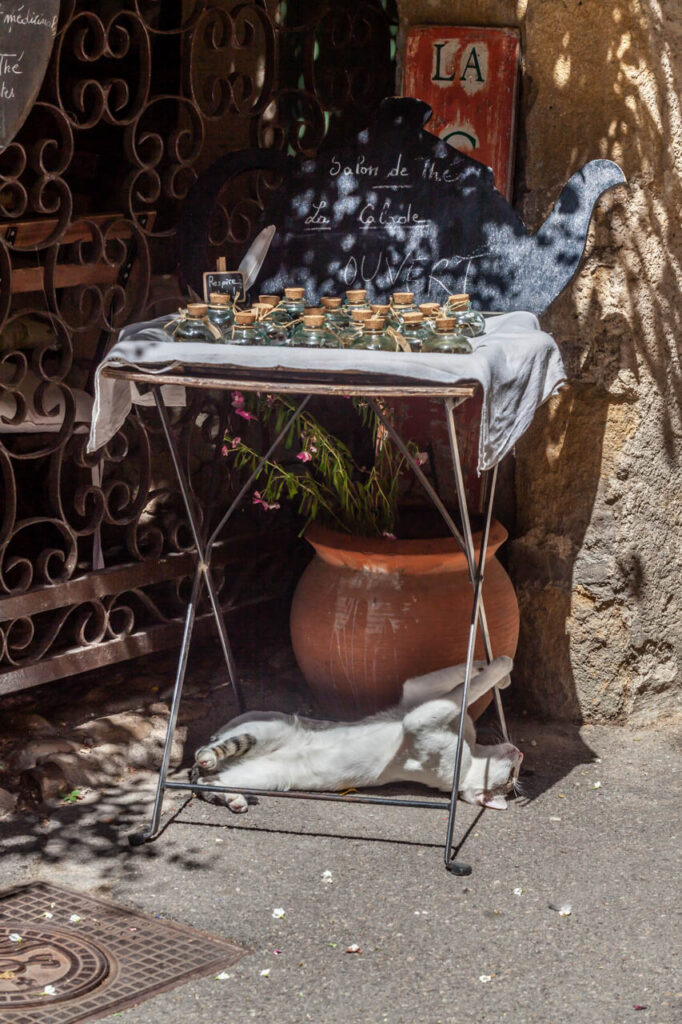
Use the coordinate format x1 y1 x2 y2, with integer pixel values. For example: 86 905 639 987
178 97 626 315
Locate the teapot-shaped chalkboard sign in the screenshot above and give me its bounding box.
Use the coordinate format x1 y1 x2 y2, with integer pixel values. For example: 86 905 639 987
178 98 626 314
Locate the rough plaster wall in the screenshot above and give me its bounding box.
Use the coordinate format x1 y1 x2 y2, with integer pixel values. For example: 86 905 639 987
397 0 682 722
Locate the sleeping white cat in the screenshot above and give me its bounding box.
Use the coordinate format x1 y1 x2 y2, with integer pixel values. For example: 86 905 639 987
191 655 522 813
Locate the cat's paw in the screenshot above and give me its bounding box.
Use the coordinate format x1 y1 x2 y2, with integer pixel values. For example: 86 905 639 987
226 794 249 814
194 745 219 771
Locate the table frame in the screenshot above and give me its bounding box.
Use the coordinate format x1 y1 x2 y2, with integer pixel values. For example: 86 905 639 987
103 366 509 875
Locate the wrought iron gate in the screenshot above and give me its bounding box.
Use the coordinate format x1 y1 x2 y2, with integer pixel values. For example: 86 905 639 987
0 0 397 694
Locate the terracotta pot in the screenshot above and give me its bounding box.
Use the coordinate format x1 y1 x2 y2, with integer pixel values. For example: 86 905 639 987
290 521 519 716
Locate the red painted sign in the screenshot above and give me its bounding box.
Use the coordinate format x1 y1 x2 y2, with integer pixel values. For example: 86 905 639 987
403 26 520 199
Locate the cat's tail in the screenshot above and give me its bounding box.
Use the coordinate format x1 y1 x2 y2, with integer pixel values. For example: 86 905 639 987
195 733 256 771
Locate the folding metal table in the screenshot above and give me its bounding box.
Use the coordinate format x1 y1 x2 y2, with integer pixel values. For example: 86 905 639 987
102 362 510 875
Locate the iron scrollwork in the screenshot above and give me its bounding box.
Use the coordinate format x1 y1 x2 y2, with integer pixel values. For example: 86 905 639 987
0 0 397 692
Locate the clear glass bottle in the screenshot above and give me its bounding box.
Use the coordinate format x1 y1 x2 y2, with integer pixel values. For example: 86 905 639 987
389 291 418 328
269 286 306 329
400 312 431 352
321 296 347 332
451 307 486 338
445 293 470 313
421 317 473 354
291 313 341 348
343 289 371 314
350 316 397 352
207 292 234 338
340 308 372 346
167 303 222 343
229 310 264 346
419 303 441 330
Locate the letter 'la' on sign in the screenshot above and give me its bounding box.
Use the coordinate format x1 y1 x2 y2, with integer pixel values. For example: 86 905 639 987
402 26 520 200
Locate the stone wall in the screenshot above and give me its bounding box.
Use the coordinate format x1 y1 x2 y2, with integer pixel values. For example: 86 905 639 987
397 0 682 722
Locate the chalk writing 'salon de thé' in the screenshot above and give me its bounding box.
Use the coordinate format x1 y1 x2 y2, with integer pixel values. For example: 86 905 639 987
178 96 626 314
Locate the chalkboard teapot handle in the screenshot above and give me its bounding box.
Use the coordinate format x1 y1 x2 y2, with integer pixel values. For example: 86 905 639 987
176 148 292 295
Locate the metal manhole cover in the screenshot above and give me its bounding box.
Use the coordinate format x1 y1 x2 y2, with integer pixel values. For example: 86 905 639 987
0 928 110 1008
0 882 247 1023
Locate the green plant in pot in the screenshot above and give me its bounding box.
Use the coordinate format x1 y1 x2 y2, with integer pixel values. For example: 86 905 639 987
223 392 518 717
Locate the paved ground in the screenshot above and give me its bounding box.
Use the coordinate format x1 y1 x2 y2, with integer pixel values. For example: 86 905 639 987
1 642 681 1024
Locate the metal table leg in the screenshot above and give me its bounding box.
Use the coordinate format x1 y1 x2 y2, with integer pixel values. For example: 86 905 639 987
129 386 311 845
367 397 505 874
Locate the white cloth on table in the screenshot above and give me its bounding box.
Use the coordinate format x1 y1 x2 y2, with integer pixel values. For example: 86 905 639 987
86 311 565 471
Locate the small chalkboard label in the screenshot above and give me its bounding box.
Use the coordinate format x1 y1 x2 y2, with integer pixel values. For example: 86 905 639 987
202 270 244 302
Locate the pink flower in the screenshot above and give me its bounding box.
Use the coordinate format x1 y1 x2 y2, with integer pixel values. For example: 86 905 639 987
231 390 245 409
231 436 241 448
252 490 280 511
235 409 258 421
382 531 397 540
221 445 229 457
296 451 313 463
415 451 429 467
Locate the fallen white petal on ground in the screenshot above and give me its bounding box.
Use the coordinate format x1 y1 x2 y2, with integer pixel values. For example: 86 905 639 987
346 944 362 954
69 914 81 923
215 971 231 980
321 870 333 884
41 912 54 919
479 975 492 983
593 781 602 789
549 816 562 822
260 969 270 978
512 888 523 896
549 903 572 916
42 985 57 996
272 908 286 919
8 934 21 943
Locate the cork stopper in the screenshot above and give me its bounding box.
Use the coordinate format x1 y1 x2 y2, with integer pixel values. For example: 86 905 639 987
435 317 457 332
346 289 367 302
370 304 390 314
365 317 386 330
321 296 342 308
392 292 414 304
284 287 305 300
209 292 231 306
447 293 470 310
419 303 440 315
351 309 372 322
234 311 257 325
259 294 280 306
402 312 424 324
187 303 208 316
303 314 324 328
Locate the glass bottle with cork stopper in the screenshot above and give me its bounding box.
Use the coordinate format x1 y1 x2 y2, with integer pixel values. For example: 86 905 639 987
419 302 441 331
343 289 371 314
321 296 347 335
167 303 222 343
445 292 486 338
269 287 306 327
207 292 234 338
400 312 431 352
293 313 340 349
389 291 418 327
229 310 264 346
341 308 373 346
421 316 472 354
350 316 397 352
